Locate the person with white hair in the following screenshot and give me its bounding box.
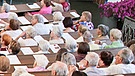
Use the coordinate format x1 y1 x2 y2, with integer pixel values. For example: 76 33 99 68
0 3 10 18
104 28 124 48
12 68 34 76
26 55 49 72
50 61 69 76
78 52 106 75
31 14 51 35
52 11 65 30
35 40 50 54
51 1 64 12
16 26 37 46
105 48 135 75
65 39 77 52
49 26 64 44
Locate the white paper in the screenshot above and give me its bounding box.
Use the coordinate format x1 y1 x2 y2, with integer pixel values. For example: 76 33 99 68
7 55 21 64
70 12 80 18
21 47 34 55
43 17 49 22
108 0 121 2
34 35 44 43
18 16 31 25
62 33 75 41
14 66 28 70
33 54 46 60
18 38 38 46
49 44 60 53
26 3 40 9
10 5 17 10
0 51 9 56
0 24 5 31
20 26 29 31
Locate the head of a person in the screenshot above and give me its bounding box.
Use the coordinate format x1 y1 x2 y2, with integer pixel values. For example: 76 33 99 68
1 34 12 46
33 55 49 68
83 31 93 43
110 29 122 41
65 39 77 52
31 14 44 25
51 61 68 76
78 25 87 36
77 42 90 54
99 51 114 67
97 24 109 36
129 44 135 56
9 19 20 30
72 71 87 76
38 40 50 52
53 12 64 21
85 52 99 67
59 0 66 3
63 17 73 28
8 40 20 55
50 26 63 38
41 0 51 7
12 68 32 76
8 12 18 21
61 52 76 66
0 56 10 72
25 26 37 38
81 11 92 22
1 3 10 13
115 48 134 64
55 48 68 61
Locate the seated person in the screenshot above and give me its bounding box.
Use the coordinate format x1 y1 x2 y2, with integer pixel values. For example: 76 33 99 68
8 40 20 55
49 26 64 44
104 29 124 48
26 55 49 72
51 0 64 12
16 26 37 46
74 11 94 31
75 42 90 62
0 55 10 73
0 3 10 18
63 17 74 32
1 34 12 51
98 51 114 68
129 44 135 64
76 25 87 42
31 14 51 35
96 24 109 40
35 40 50 54
59 0 70 12
105 48 135 75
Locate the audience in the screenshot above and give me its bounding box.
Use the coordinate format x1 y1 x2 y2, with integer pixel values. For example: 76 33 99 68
63 17 74 32
105 48 135 75
65 39 77 52
51 0 64 12
0 3 10 18
59 0 70 12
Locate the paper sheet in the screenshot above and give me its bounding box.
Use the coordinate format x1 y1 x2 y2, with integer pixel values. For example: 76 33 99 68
33 54 46 60
49 44 60 53
10 5 17 10
18 16 31 25
34 35 44 43
14 66 28 70
7 55 21 64
21 47 34 55
20 26 29 31
43 17 49 22
62 33 75 41
108 0 121 2
0 51 9 56
26 3 40 9
70 12 80 18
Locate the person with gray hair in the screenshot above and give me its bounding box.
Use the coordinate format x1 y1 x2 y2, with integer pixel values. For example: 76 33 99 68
65 39 77 52
83 31 101 50
81 52 106 75
35 40 50 54
0 3 10 18
31 14 51 35
49 26 64 44
105 48 135 75
104 28 124 48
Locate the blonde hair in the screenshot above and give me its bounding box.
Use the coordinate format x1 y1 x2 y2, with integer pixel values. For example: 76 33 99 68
0 56 10 72
82 11 92 22
110 29 122 40
78 25 88 34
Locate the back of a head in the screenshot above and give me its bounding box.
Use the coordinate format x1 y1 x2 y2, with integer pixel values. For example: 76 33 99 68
34 14 44 23
39 40 50 52
65 39 77 52
3 3 10 13
0 56 10 72
72 71 87 76
63 17 73 28
9 40 20 55
78 25 88 35
77 42 90 54
83 31 93 42
85 52 99 66
98 24 109 36
9 19 20 30
56 48 68 61
82 11 92 22
25 26 37 38
61 52 76 65
53 12 64 21
2 34 12 46
110 29 122 40
52 26 63 37
44 0 51 7
129 44 135 56
8 12 18 21
12 68 27 76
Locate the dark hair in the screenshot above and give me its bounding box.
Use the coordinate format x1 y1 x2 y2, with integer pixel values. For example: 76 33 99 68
100 51 114 66
44 0 51 7
72 71 87 76
98 24 109 36
63 17 73 28
126 39 135 47
9 19 20 30
77 42 90 54
9 40 20 55
55 48 68 61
